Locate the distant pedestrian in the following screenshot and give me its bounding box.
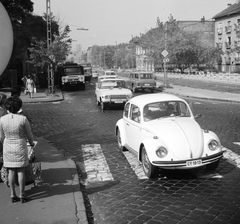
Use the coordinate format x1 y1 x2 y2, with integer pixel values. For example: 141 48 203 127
0 96 35 203
21 75 28 94
26 75 36 98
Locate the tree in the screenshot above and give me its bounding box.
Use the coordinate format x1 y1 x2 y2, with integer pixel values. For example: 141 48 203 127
28 25 72 92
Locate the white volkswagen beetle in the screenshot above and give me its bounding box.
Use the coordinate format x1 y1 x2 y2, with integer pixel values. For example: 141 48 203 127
115 93 224 178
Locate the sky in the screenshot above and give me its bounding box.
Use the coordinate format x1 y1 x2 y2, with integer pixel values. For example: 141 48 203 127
32 0 237 51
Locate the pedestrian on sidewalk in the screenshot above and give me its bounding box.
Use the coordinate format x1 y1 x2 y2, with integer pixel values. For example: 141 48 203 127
0 93 7 171
26 75 36 98
0 93 7 117
10 86 33 124
0 96 35 203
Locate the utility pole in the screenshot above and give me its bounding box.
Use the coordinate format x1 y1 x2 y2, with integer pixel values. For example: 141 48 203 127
163 22 168 87
115 42 117 70
46 0 54 94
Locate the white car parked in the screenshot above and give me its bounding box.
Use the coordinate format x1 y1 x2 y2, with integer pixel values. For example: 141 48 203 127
95 78 132 111
115 93 224 178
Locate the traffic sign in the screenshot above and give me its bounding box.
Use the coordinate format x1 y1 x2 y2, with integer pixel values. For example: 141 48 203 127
161 49 169 57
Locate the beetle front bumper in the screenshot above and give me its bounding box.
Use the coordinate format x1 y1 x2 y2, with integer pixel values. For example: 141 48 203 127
152 151 225 169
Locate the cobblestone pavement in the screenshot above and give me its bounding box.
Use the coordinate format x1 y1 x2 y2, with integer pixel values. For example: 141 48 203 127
23 81 240 224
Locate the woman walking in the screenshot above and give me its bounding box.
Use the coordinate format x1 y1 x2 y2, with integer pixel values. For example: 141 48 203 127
26 75 36 98
0 97 35 203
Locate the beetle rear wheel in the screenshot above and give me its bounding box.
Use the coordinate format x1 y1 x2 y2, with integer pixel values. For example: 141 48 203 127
141 146 158 178
117 129 126 151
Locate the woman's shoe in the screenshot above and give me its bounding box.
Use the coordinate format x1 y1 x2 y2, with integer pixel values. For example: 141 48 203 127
11 196 20 203
20 195 28 203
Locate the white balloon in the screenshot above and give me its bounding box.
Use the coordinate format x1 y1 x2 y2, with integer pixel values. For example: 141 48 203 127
0 3 13 76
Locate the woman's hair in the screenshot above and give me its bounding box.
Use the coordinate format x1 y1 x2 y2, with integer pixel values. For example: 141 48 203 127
5 96 22 114
0 93 7 107
11 86 22 97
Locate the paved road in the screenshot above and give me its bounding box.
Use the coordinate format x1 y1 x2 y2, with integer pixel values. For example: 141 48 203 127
21 80 240 224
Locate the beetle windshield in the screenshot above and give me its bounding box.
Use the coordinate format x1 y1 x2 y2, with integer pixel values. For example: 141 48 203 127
143 101 191 122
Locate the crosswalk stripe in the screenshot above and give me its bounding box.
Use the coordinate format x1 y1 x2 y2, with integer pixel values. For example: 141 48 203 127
82 144 114 184
123 151 148 179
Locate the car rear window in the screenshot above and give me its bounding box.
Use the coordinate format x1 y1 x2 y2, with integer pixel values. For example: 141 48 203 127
140 73 153 79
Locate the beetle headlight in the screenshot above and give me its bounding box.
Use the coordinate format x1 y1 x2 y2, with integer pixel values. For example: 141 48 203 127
156 147 168 158
208 140 219 151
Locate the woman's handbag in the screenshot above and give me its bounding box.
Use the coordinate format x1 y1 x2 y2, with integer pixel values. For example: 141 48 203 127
33 87 36 93
27 141 37 162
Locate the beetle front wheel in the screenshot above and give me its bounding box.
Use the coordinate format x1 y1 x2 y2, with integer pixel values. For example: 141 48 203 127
141 146 158 178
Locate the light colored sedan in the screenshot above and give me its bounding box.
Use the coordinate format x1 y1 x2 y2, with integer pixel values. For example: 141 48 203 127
95 78 132 111
115 93 225 178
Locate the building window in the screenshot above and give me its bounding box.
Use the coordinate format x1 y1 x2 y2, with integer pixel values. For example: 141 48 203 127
217 23 222 34
225 37 231 49
225 21 232 33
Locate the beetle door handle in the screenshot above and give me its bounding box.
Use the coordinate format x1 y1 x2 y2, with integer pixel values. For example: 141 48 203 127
126 123 129 126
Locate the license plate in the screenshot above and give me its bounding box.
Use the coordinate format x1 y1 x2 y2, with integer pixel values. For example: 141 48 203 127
145 84 150 86
114 99 124 103
70 82 77 84
186 159 202 167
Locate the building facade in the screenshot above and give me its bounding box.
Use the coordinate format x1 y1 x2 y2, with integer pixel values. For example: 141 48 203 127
135 45 154 72
213 0 240 73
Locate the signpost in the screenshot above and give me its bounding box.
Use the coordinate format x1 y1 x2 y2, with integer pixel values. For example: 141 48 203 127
161 50 169 87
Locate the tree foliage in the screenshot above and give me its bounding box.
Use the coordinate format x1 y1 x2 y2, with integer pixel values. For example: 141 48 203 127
28 25 72 70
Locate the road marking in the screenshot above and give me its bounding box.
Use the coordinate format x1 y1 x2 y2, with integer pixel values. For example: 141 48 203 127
80 144 240 181
223 147 240 168
233 142 240 146
123 151 148 179
81 144 114 184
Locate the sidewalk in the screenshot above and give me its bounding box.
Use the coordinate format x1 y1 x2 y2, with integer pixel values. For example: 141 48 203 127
156 82 240 103
0 88 88 224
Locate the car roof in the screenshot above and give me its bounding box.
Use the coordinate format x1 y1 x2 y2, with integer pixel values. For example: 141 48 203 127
131 71 153 74
100 78 125 82
129 93 186 107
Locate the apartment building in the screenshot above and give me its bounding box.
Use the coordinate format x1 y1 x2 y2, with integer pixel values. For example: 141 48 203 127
213 0 240 73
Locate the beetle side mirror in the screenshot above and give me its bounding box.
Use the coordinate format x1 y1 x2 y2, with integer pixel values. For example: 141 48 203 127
194 114 202 119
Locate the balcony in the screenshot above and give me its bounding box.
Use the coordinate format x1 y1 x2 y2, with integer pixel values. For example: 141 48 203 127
235 57 240 64
217 28 222 35
234 23 240 32
217 42 222 48
225 26 232 33
234 40 240 47
225 42 231 49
